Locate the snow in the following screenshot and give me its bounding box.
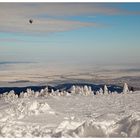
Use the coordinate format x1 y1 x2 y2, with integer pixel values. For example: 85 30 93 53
0 86 140 137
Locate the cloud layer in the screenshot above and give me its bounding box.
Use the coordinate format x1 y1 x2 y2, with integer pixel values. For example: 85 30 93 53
0 3 140 34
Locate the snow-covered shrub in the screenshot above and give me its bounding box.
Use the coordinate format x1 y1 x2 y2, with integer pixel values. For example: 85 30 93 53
2 90 18 101
27 88 35 97
6 100 55 119
2 92 8 98
19 87 47 98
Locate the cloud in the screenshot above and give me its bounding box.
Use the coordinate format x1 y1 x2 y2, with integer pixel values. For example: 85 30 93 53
0 3 139 34
0 18 99 34
1 3 139 18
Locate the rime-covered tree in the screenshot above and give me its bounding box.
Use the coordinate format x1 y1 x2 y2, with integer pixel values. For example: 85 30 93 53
123 83 129 94
104 85 108 95
83 85 89 95
70 85 76 94
99 88 103 95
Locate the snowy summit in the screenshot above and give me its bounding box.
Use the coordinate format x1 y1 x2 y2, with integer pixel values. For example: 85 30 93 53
0 83 140 137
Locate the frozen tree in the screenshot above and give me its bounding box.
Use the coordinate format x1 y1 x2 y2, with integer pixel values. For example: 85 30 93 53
123 83 129 94
83 85 89 95
35 91 39 98
70 85 76 94
51 89 54 93
2 92 8 98
50 89 55 96
80 87 84 94
44 87 48 92
60 91 64 96
96 91 100 95
19 92 24 98
27 88 32 94
71 86 82 94
55 90 60 96
76 86 82 94
104 85 108 95
24 92 28 98
88 86 93 94
40 89 45 96
4 90 18 101
99 88 103 95
83 86 93 95
70 85 93 95
26 88 35 97
44 87 49 96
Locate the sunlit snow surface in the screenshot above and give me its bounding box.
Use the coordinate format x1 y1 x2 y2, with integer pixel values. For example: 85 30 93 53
0 92 140 137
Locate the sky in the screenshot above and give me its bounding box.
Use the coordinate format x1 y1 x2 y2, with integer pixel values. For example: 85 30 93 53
0 3 140 69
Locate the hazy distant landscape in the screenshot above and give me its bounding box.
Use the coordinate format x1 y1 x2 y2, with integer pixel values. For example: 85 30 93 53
0 61 140 90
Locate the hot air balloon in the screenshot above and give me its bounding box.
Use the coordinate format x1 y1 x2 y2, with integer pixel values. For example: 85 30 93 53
29 19 33 24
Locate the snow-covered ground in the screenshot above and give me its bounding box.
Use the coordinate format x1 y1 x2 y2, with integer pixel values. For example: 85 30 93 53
0 89 140 137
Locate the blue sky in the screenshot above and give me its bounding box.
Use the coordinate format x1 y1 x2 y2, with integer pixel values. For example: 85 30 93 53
0 3 140 68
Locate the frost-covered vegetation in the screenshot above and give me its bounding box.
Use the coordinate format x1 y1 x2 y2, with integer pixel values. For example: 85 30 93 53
0 83 139 138
0 83 132 100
